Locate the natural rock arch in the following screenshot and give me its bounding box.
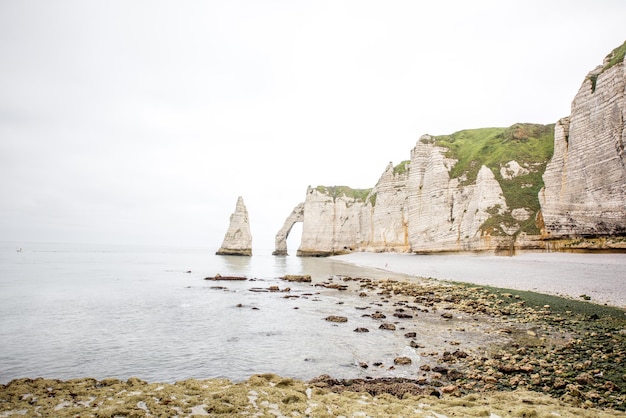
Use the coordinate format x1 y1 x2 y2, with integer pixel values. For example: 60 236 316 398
272 202 305 255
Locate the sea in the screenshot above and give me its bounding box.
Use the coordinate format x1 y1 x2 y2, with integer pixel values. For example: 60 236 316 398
0 241 417 384
2 241 624 386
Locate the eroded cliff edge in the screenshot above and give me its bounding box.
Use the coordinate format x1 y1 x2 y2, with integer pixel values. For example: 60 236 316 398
277 41 626 256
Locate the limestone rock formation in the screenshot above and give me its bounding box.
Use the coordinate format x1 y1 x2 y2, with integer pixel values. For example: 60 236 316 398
406 139 509 253
296 186 371 256
216 196 252 256
364 161 411 253
540 42 626 240
272 203 304 255
276 42 626 256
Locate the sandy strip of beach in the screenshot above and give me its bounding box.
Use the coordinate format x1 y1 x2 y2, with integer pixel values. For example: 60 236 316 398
332 251 626 308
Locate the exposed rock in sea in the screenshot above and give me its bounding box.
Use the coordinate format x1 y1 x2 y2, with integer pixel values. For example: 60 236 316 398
279 274 312 282
325 315 348 323
216 196 253 256
204 274 247 281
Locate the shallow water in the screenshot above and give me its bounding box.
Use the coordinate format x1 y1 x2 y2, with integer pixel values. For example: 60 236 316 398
0 242 432 384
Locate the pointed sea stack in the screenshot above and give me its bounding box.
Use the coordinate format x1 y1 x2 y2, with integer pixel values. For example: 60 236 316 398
216 196 253 256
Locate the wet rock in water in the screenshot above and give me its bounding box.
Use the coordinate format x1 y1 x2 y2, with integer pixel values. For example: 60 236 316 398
205 274 248 281
441 312 453 319
318 283 349 290
325 315 348 323
394 357 412 365
404 332 417 338
379 323 396 331
359 362 368 368
280 275 312 282
268 286 280 292
453 350 468 359
409 341 423 348
353 327 370 333
393 312 414 319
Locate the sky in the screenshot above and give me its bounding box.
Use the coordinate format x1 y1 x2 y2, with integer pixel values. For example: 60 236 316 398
1 1 625 253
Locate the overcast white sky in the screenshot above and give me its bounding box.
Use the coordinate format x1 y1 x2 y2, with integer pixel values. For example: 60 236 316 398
1 1 624 253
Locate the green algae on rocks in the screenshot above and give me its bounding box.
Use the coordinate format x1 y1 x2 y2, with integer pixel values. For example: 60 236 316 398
1 373 624 417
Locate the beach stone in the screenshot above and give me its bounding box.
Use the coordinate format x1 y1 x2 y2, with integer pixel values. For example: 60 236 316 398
432 366 448 374
404 332 417 338
379 323 396 331
325 316 348 323
441 384 459 394
371 312 386 319
280 275 312 282
205 274 248 281
441 312 453 319
394 357 412 365
447 369 464 380
353 327 370 333
453 350 469 359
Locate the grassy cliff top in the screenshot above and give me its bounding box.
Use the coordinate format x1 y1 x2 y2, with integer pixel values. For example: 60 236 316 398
433 123 554 183
434 123 555 235
314 185 372 202
602 40 626 73
315 123 555 235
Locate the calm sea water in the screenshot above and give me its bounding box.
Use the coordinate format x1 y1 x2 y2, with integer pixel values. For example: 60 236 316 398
0 242 417 384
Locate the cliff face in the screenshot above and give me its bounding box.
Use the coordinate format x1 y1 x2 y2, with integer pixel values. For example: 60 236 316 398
277 124 552 256
216 196 253 256
296 186 372 256
276 42 626 256
406 139 509 253
540 43 626 240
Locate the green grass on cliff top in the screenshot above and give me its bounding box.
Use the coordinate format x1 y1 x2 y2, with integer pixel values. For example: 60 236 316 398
315 123 554 235
315 185 372 202
433 124 554 235
603 40 626 72
433 123 554 183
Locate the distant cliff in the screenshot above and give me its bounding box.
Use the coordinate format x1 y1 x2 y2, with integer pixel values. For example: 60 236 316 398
276 41 626 256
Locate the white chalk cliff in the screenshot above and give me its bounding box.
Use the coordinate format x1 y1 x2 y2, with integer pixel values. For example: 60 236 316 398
540 43 626 240
216 196 253 256
275 42 626 256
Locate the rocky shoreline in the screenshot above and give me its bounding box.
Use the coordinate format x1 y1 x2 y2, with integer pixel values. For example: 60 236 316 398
1 275 625 417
